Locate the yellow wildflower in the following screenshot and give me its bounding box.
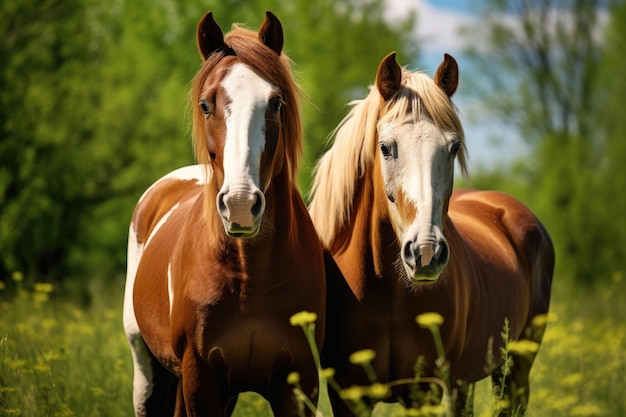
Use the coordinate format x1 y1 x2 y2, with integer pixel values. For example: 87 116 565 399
531 313 557 328
416 312 444 329
495 399 510 412
570 403 604 416
349 349 376 365
340 385 365 401
34 282 54 293
561 372 583 387
508 339 540 356
286 372 300 385
33 361 51 373
11 271 23 282
367 383 390 399
33 291 50 303
289 311 317 327
418 403 447 415
321 368 336 379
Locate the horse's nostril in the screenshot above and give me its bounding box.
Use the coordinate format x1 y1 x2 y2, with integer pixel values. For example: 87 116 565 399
403 241 416 269
217 192 228 216
251 192 264 217
438 241 450 265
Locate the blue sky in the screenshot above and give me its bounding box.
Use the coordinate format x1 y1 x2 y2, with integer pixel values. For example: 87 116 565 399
429 0 473 12
384 0 528 171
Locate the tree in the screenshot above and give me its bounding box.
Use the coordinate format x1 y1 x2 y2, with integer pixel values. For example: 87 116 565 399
463 0 620 283
0 0 418 285
0 0 111 282
0 0 198 284
595 1 626 283
278 0 417 193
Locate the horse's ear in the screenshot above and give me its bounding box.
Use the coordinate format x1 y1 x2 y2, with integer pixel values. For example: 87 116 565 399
376 52 402 101
258 11 283 55
434 53 459 97
197 11 225 60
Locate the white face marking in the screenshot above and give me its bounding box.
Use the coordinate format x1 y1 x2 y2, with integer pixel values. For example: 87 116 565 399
221 63 276 193
377 118 457 236
377 117 458 279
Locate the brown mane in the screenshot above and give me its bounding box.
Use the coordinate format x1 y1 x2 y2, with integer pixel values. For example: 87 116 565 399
309 68 468 249
189 25 303 185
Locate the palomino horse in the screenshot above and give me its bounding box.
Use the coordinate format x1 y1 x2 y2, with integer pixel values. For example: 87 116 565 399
123 12 325 417
309 52 554 416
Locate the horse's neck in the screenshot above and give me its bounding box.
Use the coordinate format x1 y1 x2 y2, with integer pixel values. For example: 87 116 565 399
330 174 400 298
210 175 298 271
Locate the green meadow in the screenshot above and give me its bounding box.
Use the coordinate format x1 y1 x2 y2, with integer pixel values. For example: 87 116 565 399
1 273 625 416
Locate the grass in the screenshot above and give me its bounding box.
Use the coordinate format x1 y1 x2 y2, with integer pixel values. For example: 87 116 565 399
1 272 625 416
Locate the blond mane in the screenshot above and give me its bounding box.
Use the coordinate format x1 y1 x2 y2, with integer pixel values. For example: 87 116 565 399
309 68 468 249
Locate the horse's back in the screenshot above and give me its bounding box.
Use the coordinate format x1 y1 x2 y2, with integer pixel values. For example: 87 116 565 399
450 189 554 320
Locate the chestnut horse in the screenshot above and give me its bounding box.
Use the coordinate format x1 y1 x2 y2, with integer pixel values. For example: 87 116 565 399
309 52 554 416
123 12 325 417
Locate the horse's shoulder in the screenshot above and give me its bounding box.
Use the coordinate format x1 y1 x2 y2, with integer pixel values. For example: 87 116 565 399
131 165 209 246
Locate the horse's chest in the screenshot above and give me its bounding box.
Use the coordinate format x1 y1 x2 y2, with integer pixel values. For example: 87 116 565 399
195 313 311 384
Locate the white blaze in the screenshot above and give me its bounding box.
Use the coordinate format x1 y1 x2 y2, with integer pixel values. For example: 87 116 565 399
220 63 275 193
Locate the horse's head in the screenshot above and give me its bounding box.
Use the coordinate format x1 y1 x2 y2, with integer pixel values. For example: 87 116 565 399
191 12 301 238
374 52 467 283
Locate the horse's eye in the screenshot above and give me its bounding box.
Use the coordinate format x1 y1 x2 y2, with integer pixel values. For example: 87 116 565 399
268 96 283 113
199 100 211 115
380 143 393 160
450 142 461 158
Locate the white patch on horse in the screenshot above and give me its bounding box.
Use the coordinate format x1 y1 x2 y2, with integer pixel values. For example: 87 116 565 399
123 224 154 416
123 224 142 339
137 165 209 205
164 164 209 185
167 262 174 316
123 164 212 415
144 202 180 250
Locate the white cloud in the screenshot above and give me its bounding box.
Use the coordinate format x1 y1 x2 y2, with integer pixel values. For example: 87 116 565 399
383 0 475 54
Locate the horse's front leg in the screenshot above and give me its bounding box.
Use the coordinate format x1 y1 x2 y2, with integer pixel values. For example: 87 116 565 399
127 333 178 417
180 347 235 417
268 356 321 417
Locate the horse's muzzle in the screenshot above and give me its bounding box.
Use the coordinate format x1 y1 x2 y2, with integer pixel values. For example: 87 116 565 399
216 188 265 238
402 239 450 282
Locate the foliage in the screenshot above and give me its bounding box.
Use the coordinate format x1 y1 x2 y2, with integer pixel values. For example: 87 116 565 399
0 278 133 416
2 275 626 416
0 0 416 285
279 0 418 192
593 0 626 286
462 0 625 285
